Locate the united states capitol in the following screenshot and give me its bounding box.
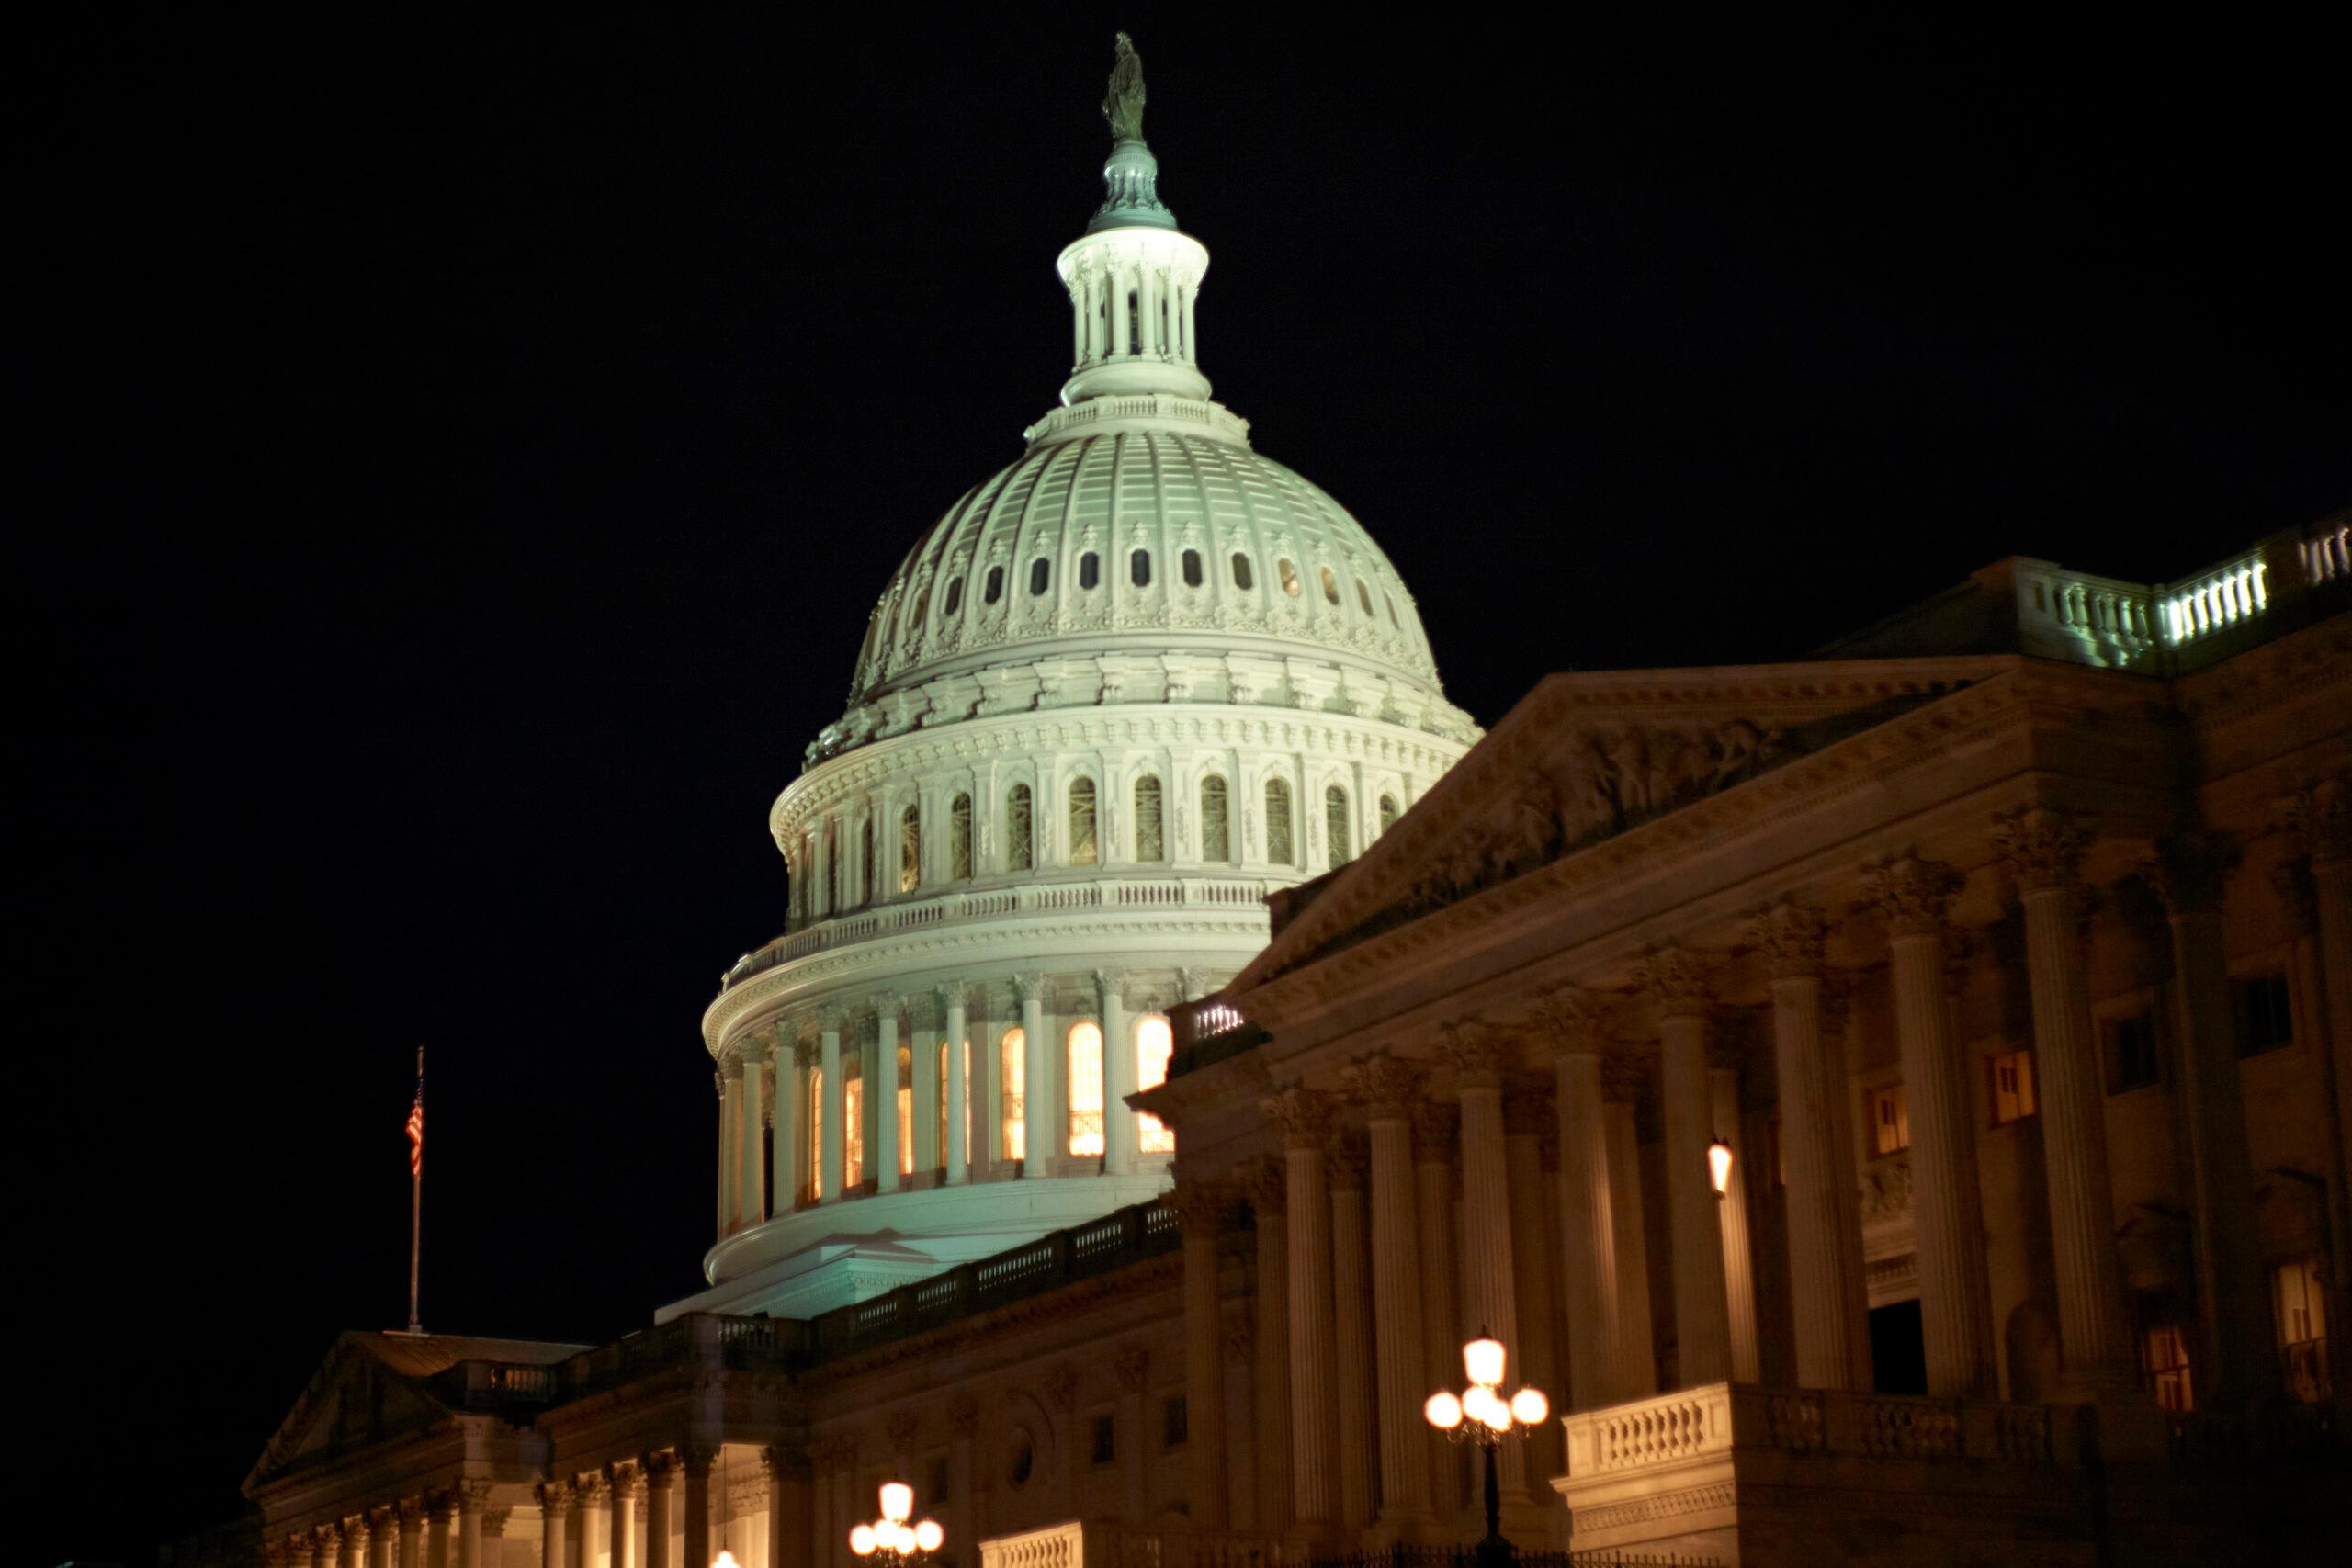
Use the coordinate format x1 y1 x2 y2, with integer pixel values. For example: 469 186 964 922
203 39 2349 1568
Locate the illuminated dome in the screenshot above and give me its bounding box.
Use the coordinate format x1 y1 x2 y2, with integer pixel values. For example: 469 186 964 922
679 40 1475 1325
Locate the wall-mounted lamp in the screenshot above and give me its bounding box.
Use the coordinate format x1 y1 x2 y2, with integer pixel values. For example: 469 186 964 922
1707 1135 1734 1198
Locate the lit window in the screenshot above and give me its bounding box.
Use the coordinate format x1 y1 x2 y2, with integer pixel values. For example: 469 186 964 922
1134 774 1165 862
1079 551 1101 591
1277 558 1301 596
985 565 1004 604
1231 553 1254 591
844 1071 865 1188
1318 565 1340 604
1001 1027 1026 1161
1182 549 1203 587
1355 578 1374 615
1069 776 1098 865
1031 558 1051 596
951 793 973 880
938 1040 950 1168
2103 1010 2160 1094
2233 971 2294 1056
1325 783 1351 870
1200 774 1230 861
1989 1049 2036 1125
1265 777 1294 865
897 1043 914 1175
1069 1021 1105 1156
1138 1017 1175 1153
1006 784 1034 871
1378 793 1399 833
1866 1084 1910 1156
2143 1320 2193 1412
943 577 963 616
808 1066 823 1200
899 804 922 894
2275 1256 2331 1403
1131 548 1151 587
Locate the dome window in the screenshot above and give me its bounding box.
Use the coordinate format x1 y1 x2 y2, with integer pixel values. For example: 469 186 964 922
1200 773 1230 861
1068 1020 1105 1156
1001 1026 1027 1160
943 578 963 617
1319 566 1340 605
1355 578 1374 616
1079 552 1101 591
1137 1016 1176 1153
1385 589 1398 626
1134 774 1166 862
1031 558 1052 596
1326 784 1352 870
1277 558 1301 597
1231 553 1255 591
1182 549 1203 587
909 587 930 632
1131 548 1151 588
899 804 922 894
950 793 973 880
1069 776 1099 865
1379 793 1401 834
985 566 1005 605
1005 784 1034 872
1265 777 1295 865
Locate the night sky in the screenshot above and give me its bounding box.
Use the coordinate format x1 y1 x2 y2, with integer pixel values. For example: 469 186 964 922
16 13 2346 1564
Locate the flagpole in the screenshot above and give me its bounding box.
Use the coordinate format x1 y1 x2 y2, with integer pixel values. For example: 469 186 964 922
408 1044 424 1336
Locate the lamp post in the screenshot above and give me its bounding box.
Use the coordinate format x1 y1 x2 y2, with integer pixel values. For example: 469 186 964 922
849 1483 943 1567
1424 1331 1548 1568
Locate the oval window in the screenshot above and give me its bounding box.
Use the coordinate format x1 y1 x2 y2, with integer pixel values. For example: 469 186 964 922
985 566 1004 604
1231 553 1255 591
1030 558 1052 596
1182 548 1203 587
1079 551 1101 591
943 578 963 616
1131 548 1151 587
1319 566 1340 605
1278 558 1301 596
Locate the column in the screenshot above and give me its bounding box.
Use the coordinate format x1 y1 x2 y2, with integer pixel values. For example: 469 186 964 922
425 1495 452 1568
830 1444 858 1567
1019 973 1051 1174
946 1401 979 1558
316 1525 343 1568
1503 1097 1563 1476
396 1502 423 1568
764 1447 809 1568
775 1039 805 1213
1710 1058 1762 1383
875 996 903 1191
1412 1103 1464 1510
1638 945 1732 1388
943 986 969 1184
1167 1179 1231 1528
1328 1134 1377 1530
741 1043 768 1226
820 1009 846 1201
1993 810 2138 1389
1243 1156 1294 1532
911 1004 941 1178
721 1057 744 1232
1749 903 1871 1391
540 1483 570 1568
2149 831 2278 1403
641 1459 673 1568
346 1519 371 1568
2280 780 2352 1406
1540 989 1621 1408
1440 1021 1527 1493
1350 1055 1433 1525
367 1510 393 1568
457 1482 489 1568
1867 856 1998 1399
681 1446 715 1568
1268 1087 1340 1529
1101 969 1137 1175
1182 283 1199 365
1111 265 1132 356
609 1464 640 1568
1601 1058 1657 1396
1118 1347 1152 1519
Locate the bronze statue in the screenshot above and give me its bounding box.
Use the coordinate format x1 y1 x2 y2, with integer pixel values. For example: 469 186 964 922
1103 31 1147 142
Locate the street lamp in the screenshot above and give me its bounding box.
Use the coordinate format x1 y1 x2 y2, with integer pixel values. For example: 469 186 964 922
850 1482 943 1565
1424 1330 1549 1568
1707 1134 1734 1199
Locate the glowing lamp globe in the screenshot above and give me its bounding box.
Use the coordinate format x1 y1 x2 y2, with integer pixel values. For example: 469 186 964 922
1424 1390 1464 1429
880 1483 913 1524
1510 1387 1550 1426
1708 1137 1735 1197
715 1555 741 1568
916 1521 944 1553
849 1527 876 1557
1464 1337 1507 1387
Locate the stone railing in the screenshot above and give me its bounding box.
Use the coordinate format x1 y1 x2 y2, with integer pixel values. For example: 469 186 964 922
980 1523 1306 1568
724 874 1283 989
1563 1383 2060 1479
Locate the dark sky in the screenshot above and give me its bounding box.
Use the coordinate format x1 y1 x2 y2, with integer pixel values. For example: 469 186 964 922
15 12 2346 1564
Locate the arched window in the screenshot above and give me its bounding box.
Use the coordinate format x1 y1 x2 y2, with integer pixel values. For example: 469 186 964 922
1265 777 1295 865
1030 558 1052 596
1005 784 1035 871
1277 558 1301 597
1182 549 1203 587
1130 548 1151 587
824 818 840 912
843 1055 865 1188
1379 793 1401 833
808 1064 823 1200
1137 1016 1176 1154
985 565 1005 604
899 804 922 894
1355 578 1374 616
1001 1026 1027 1161
943 577 963 616
1134 774 1165 862
951 792 974 879
1200 773 1230 862
1319 565 1340 605
1068 1021 1105 1156
1231 553 1255 591
1326 784 1352 869
1079 552 1101 591
1069 776 1099 865
860 816 876 905
910 586 930 629
896 1043 914 1177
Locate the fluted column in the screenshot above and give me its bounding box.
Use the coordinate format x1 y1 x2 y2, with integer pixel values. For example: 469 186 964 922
1441 1021 1527 1493
1503 1095 1563 1478
1328 1134 1377 1530
1991 810 2137 1389
609 1464 640 1568
1639 946 1732 1388
720 1055 745 1231
2280 779 2352 1408
911 1008 941 1179
775 1039 806 1213
818 1009 845 1201
573 1478 607 1568
1167 1179 1231 1528
345 1518 371 1568
1019 972 1050 1173
680 1445 715 1568
1748 904 1871 1391
1709 1056 1761 1383
366 1510 393 1568
641 1457 673 1568
426 1495 453 1568
943 986 969 1184
541 1483 571 1568
1600 1056 1657 1397
741 1043 768 1225
874 995 903 1191
1101 970 1137 1174
2148 831 2278 1403
1267 1087 1340 1530
1538 989 1621 1408
1347 1055 1434 1524
764 1446 809 1568
394 1502 422 1568
1866 856 1997 1398
1411 1104 1465 1510
315 1524 342 1568
1242 1156 1294 1532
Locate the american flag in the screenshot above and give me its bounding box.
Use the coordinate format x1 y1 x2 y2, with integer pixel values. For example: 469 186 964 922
406 1048 425 1179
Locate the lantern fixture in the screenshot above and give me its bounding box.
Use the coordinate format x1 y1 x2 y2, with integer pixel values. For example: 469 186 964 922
1426 1328 1549 1568
849 1482 942 1564
1708 1134 1735 1198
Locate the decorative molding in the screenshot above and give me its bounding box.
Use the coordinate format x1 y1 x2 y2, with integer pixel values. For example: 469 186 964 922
1745 901 1826 980
1861 855 1963 937
1262 1086 1336 1150
1635 943 1722 1017
1991 806 2087 894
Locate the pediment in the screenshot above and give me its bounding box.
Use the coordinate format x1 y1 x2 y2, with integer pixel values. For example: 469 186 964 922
1240 656 2013 987
244 1334 462 1495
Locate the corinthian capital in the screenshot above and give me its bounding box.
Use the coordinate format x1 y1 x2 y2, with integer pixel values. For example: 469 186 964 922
1992 806 2088 894
1634 943 1722 1017
2275 774 2352 867
1342 1053 1423 1118
1438 1019 1512 1085
1532 985 1613 1055
2145 829 2242 915
1238 1152 1287 1214
1162 1175 1232 1237
1262 1085 1337 1149
1013 970 1047 1003
1745 901 1827 979
1862 855 1964 936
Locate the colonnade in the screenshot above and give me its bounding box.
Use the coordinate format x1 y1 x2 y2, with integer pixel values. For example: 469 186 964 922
1068 257 1200 368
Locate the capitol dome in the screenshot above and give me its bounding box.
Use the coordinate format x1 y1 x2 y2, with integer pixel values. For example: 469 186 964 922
672 41 1476 1324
